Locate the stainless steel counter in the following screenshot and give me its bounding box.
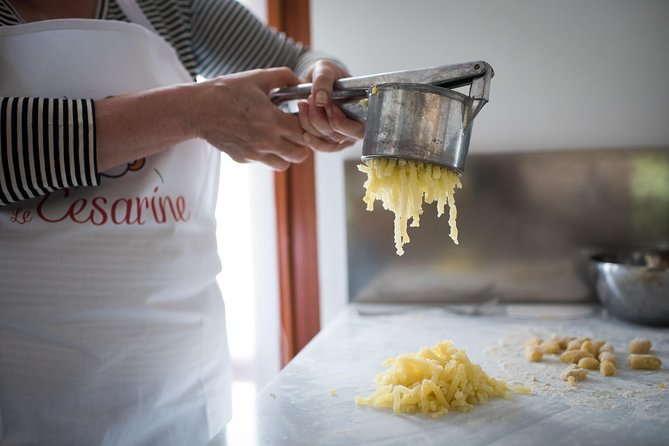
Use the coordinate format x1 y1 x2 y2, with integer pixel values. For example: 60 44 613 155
250 304 669 446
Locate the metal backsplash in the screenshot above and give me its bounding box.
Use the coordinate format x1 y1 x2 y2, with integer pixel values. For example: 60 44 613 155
344 148 669 304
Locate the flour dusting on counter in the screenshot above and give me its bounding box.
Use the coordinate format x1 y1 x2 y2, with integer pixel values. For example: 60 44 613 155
485 325 669 422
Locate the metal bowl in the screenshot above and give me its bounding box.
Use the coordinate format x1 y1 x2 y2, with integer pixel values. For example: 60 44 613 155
590 249 669 326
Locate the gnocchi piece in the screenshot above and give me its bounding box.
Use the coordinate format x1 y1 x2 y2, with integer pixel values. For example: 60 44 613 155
598 351 617 365
577 357 600 370
559 350 594 364
592 340 606 351
580 340 598 356
628 338 652 354
628 354 662 370
566 339 582 351
525 337 543 348
598 342 615 354
540 340 561 355
560 365 588 383
559 337 575 350
525 346 543 362
600 360 616 376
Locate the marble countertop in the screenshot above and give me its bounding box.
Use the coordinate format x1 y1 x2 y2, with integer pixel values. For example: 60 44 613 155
249 303 669 446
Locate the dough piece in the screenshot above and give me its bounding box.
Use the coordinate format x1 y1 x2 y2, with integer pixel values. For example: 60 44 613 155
628 338 652 354
628 354 662 370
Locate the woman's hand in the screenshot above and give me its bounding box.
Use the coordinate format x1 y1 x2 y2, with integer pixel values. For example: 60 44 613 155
192 67 310 170
96 67 310 172
298 60 365 152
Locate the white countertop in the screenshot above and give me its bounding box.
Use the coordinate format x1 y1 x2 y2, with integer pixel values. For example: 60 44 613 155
248 303 669 446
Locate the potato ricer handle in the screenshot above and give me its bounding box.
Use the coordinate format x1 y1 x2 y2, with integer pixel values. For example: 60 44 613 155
269 83 368 105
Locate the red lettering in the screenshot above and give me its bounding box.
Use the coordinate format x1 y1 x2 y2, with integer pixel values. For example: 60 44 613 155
37 189 69 223
152 196 166 223
158 196 177 222
175 196 190 221
91 197 109 225
111 198 132 225
68 198 89 224
35 186 190 226
135 196 149 225
9 207 32 224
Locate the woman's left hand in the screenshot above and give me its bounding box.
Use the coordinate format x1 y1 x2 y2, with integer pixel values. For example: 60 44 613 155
298 60 365 152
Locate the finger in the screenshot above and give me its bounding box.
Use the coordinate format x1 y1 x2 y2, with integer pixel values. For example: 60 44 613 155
258 67 302 92
328 105 365 139
224 151 251 165
269 137 310 163
258 153 291 171
310 63 336 108
299 98 356 149
274 108 308 145
303 133 355 153
307 95 346 141
297 101 323 138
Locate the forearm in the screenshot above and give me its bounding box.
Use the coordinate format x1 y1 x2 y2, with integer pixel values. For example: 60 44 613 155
0 85 196 206
95 83 196 172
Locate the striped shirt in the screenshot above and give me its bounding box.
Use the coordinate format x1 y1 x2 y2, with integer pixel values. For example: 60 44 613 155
0 0 327 206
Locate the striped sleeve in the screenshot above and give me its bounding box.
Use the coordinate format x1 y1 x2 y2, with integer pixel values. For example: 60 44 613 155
0 97 98 206
190 0 345 79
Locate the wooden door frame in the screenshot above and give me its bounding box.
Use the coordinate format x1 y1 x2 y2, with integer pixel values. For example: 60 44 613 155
267 0 320 366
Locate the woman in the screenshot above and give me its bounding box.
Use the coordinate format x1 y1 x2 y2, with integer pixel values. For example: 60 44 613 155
0 0 363 444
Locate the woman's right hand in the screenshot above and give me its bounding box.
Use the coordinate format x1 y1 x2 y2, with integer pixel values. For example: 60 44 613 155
96 67 309 172
190 67 310 171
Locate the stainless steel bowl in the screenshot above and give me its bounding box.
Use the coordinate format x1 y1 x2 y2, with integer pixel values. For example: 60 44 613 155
590 249 669 326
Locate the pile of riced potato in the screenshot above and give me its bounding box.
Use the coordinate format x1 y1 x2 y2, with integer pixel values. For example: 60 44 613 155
524 335 662 385
355 340 511 417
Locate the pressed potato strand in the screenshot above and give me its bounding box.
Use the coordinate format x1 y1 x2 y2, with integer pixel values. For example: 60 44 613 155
358 158 462 255
355 340 510 418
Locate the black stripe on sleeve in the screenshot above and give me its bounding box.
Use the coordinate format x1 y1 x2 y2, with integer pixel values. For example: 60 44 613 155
58 101 72 187
0 97 19 204
51 98 64 189
81 99 97 186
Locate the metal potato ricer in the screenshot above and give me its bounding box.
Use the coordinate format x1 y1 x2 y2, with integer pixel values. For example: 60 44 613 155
270 61 494 174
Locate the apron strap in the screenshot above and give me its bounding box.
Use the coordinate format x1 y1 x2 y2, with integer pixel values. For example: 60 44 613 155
116 0 157 33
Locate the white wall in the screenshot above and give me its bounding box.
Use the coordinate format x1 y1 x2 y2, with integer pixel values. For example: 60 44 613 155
312 0 669 325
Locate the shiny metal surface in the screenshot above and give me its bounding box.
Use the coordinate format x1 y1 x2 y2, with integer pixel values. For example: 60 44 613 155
269 61 492 111
270 62 493 172
361 83 472 173
344 148 669 304
591 250 669 326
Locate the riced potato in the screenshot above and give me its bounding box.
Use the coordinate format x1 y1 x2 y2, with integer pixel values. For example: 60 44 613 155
355 340 510 417
358 158 461 255
560 365 588 384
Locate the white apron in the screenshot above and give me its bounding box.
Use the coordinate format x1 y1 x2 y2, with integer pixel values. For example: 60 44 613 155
0 9 230 446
